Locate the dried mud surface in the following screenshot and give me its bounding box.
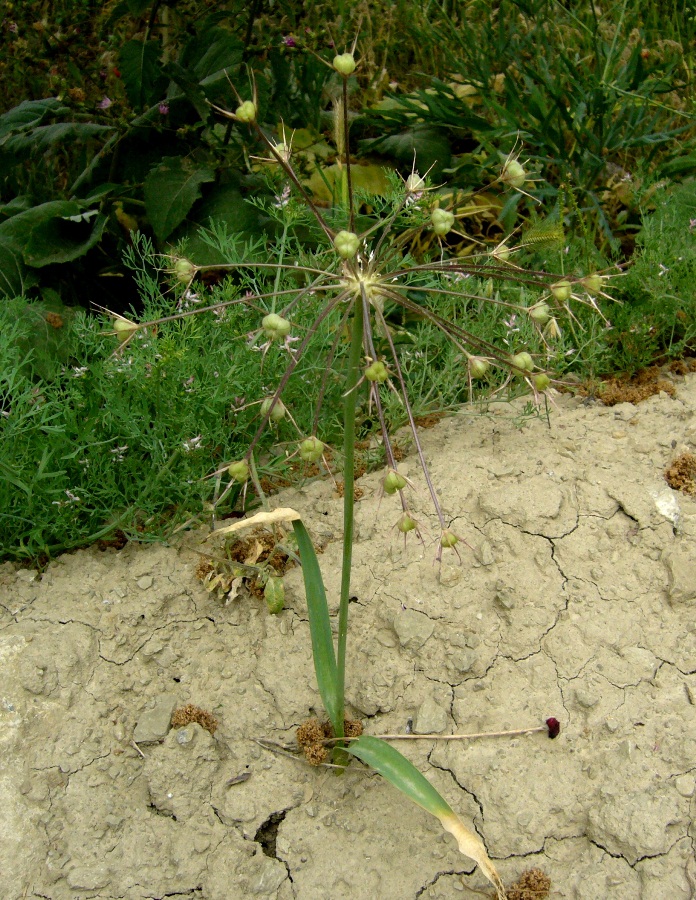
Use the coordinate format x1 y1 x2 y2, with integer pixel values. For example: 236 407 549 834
2 377 696 900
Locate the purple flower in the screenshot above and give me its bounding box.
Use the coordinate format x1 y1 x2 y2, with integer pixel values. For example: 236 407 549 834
98 96 112 110
282 35 296 47
158 102 169 115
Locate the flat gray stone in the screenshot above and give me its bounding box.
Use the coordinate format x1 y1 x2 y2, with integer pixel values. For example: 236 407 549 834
663 544 696 605
393 609 434 650
133 693 177 743
413 697 448 734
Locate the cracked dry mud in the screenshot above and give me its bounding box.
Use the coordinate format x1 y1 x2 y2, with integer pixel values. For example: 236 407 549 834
2 378 696 900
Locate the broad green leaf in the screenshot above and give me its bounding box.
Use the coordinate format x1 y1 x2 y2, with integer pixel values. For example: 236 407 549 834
120 40 165 110
0 201 107 267
0 236 37 297
345 736 506 899
363 126 452 179
0 99 69 141
144 157 216 242
1 123 114 165
307 163 391 205
291 520 340 733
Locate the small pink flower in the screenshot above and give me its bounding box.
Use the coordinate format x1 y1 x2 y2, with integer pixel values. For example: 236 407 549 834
158 102 169 115
282 35 296 47
98 96 112 110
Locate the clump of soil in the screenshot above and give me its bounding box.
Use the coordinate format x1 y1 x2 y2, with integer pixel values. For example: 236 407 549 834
665 452 696 496
506 867 552 899
598 366 676 405
196 527 291 601
171 704 218 735
297 717 364 765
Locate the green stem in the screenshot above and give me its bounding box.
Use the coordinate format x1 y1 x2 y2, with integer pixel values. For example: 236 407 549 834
335 299 364 742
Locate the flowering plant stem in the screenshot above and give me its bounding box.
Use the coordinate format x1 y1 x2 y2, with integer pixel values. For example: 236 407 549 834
335 300 364 745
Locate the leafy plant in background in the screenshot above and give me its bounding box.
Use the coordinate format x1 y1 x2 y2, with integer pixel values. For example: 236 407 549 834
104 46 610 896
0 2 340 307
360 0 695 250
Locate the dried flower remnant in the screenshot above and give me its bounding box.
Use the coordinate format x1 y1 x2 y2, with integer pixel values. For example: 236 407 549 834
171 704 218 735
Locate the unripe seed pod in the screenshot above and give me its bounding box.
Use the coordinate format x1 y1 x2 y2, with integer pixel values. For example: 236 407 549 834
333 230 360 259
173 257 196 283
441 530 459 548
431 208 455 236
383 469 407 494
397 513 417 533
582 273 604 295
333 53 356 75
261 397 286 422
534 373 551 391
235 100 257 122
511 351 534 373
264 577 285 614
493 242 510 262
365 360 388 383
228 460 250 483
468 356 489 379
262 312 291 339
299 437 324 463
502 158 526 189
405 173 425 193
113 318 138 343
528 301 550 324
550 280 572 302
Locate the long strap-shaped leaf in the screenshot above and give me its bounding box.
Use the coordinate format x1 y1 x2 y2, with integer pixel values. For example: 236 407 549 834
345 735 506 900
292 520 341 734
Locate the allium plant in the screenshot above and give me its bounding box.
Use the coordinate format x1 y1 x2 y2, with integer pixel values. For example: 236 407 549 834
112 48 608 899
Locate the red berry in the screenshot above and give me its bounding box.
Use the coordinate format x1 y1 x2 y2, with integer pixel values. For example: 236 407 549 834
546 717 560 739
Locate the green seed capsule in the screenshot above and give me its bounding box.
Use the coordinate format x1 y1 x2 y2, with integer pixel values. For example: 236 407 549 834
228 460 250 483
365 361 388 383
235 100 257 122
511 351 534 373
299 437 324 463
502 158 526 189
264 577 285 614
528 301 550 324
333 230 360 259
397 513 417 533
582 273 604 295
405 173 425 193
173 258 196 283
534 373 551 391
550 280 572 302
260 397 286 422
383 470 407 494
431 208 455 236
441 530 459 548
468 356 489 379
113 318 138 343
262 313 291 339
333 53 356 75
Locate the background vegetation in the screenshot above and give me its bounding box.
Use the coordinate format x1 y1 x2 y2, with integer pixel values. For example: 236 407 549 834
1 0 694 561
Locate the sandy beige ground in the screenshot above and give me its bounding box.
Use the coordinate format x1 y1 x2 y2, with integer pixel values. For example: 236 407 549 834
1 377 695 900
